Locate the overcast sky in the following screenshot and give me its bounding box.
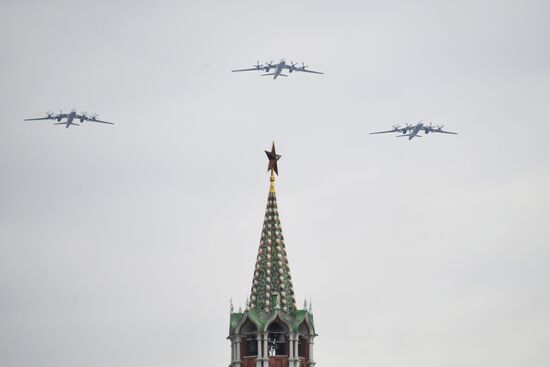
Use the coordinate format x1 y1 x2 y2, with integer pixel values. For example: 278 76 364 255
1 0 549 366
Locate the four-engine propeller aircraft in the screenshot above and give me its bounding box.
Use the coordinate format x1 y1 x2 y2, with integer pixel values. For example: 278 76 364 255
370 122 458 140
24 110 115 128
232 59 324 79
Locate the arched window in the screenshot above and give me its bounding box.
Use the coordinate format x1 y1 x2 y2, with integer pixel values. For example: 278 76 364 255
267 320 288 356
240 320 258 357
298 322 310 359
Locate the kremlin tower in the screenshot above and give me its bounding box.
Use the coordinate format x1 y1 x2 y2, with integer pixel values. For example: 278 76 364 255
228 143 317 367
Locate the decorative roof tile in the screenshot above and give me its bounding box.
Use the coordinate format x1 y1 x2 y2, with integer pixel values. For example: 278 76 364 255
248 177 297 313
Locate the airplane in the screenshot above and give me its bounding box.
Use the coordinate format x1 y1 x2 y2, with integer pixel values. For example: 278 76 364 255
370 121 458 140
24 110 115 128
232 59 324 79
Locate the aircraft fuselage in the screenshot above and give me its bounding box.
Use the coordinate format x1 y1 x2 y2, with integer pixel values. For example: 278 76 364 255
65 112 77 128
409 123 423 140
273 60 286 79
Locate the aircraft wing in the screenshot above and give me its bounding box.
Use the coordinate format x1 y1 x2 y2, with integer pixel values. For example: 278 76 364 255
431 129 458 135
297 68 324 74
24 117 53 121
370 128 399 135
89 118 115 124
231 67 260 72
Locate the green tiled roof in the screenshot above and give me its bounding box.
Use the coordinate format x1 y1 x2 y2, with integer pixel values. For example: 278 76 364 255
230 312 244 334
229 175 316 337
229 309 315 334
249 186 297 313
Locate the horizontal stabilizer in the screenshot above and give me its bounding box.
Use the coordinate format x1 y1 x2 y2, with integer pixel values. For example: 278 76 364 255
53 122 79 126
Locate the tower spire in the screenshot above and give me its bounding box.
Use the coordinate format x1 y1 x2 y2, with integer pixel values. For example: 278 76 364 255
228 143 318 367
270 168 276 193
249 143 296 313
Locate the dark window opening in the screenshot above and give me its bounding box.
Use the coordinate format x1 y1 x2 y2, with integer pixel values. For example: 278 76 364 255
298 336 308 359
267 322 287 356
241 320 259 357
243 335 258 356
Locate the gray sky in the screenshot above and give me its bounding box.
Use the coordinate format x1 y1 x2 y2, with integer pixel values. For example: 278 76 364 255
1 0 549 366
